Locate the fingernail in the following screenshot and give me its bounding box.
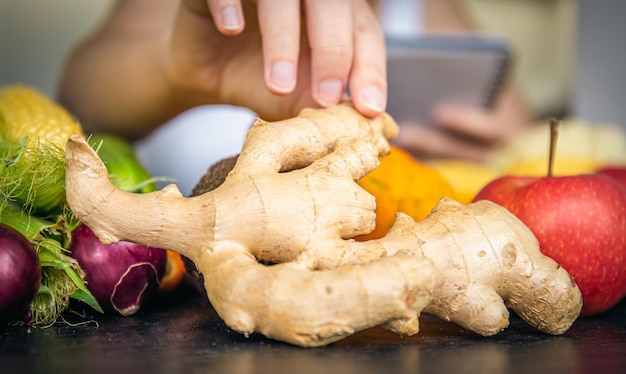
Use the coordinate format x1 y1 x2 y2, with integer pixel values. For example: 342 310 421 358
317 79 343 106
220 6 242 30
360 86 386 112
270 60 296 93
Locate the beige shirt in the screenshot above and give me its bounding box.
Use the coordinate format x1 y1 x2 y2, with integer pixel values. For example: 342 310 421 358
458 0 577 117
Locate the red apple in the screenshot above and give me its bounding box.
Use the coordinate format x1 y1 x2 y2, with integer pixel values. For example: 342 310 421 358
597 166 626 189
473 173 626 316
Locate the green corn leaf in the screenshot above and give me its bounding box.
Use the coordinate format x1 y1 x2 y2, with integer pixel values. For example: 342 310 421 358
70 288 103 314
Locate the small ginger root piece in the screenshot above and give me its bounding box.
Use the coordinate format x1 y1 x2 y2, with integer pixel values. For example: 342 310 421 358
65 103 582 346
350 199 583 336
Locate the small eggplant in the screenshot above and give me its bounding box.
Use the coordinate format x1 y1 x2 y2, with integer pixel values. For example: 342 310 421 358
0 223 41 325
70 224 167 316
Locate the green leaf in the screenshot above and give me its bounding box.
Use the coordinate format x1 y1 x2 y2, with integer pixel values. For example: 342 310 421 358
71 288 103 314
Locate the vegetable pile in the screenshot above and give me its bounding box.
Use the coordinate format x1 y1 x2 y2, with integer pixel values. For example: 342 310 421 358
0 85 180 326
0 84 99 325
0 84 586 349
64 103 583 347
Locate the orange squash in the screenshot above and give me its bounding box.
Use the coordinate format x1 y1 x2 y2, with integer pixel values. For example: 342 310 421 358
356 146 457 241
158 250 187 293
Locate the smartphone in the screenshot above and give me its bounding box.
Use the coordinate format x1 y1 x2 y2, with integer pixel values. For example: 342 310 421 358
385 34 511 125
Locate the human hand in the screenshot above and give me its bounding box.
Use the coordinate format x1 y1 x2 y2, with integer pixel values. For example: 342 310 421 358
169 0 387 121
393 87 532 162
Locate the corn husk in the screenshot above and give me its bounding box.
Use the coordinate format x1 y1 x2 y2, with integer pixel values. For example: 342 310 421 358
0 84 100 325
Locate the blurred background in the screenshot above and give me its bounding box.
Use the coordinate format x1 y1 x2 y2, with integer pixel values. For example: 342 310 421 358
574 0 625 126
1 0 625 193
0 0 254 195
1 1 113 98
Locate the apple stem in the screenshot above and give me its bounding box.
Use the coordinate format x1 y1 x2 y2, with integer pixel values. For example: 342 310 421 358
548 118 560 178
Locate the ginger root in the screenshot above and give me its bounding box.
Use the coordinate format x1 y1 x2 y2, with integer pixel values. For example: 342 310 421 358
65 104 582 347
360 199 582 336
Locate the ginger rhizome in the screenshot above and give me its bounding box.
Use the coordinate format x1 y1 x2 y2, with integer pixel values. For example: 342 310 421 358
65 104 582 347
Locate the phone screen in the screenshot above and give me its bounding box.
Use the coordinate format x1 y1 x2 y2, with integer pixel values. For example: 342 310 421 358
385 34 511 125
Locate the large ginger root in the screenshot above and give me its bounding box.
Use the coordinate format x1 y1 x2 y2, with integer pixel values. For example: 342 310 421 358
66 104 442 347
65 104 582 347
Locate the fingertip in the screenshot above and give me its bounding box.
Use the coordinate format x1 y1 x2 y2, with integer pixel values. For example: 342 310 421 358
432 104 459 119
216 5 244 34
315 79 344 107
355 85 387 117
268 60 297 94
431 104 491 135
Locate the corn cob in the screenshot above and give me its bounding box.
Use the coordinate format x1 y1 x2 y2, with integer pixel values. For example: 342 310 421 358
0 84 84 149
0 84 85 213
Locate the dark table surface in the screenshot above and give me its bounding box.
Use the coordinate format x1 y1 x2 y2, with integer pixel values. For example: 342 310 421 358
2 286 626 374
